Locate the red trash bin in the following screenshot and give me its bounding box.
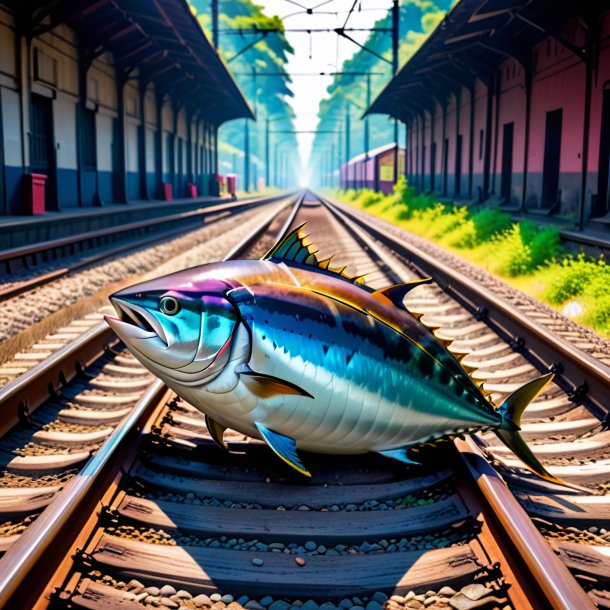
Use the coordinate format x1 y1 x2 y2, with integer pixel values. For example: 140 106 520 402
162 182 173 201
214 174 226 196
226 174 237 198
23 173 47 215
187 182 198 198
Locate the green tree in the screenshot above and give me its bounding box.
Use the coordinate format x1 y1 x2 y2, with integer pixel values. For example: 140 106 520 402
310 0 451 187
190 0 300 190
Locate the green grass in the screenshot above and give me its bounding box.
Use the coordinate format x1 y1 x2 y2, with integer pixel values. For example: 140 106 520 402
331 177 610 337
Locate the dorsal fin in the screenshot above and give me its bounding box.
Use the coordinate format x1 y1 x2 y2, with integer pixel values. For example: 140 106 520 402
264 223 318 265
371 279 432 310
263 223 365 285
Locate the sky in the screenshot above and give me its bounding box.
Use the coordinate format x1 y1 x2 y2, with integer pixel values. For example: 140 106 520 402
254 0 395 169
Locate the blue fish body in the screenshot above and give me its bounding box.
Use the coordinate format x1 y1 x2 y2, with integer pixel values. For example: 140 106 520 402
105 224 561 483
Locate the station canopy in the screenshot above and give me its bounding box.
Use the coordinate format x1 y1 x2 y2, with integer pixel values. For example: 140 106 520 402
19 0 254 124
366 0 604 123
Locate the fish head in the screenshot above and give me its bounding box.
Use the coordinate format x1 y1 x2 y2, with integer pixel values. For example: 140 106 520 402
105 273 240 381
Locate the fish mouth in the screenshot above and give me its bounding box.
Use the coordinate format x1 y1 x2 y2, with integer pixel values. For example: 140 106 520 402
105 298 168 346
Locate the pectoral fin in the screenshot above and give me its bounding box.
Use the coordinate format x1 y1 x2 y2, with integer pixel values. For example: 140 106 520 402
378 449 420 466
255 422 311 477
205 415 227 450
241 368 313 399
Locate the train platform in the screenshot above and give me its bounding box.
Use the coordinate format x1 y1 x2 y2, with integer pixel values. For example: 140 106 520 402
503 210 610 257
0 195 238 249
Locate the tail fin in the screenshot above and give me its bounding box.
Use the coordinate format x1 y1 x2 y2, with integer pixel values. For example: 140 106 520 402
495 373 566 486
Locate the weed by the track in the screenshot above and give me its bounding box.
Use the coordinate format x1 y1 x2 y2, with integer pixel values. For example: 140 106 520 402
331 177 610 337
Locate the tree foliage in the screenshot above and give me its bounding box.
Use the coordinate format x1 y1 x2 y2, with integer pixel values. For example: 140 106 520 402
310 0 452 186
190 0 299 188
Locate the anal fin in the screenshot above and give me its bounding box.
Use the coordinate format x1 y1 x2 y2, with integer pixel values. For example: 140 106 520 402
205 415 227 450
255 422 311 477
378 448 421 466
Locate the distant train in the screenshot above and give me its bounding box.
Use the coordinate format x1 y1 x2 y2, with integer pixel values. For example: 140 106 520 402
340 144 405 194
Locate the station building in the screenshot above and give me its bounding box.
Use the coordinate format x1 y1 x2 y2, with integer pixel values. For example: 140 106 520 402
0 0 253 216
367 0 610 232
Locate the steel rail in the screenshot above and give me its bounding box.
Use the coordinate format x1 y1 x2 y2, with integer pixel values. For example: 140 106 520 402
321 194 610 420
0 191 303 608
318 192 596 610
0 379 168 609
0 192 300 436
0 322 115 438
0 193 292 301
455 437 595 610
0 193 288 263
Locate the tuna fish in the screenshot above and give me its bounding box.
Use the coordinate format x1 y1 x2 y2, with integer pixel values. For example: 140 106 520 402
105 224 561 483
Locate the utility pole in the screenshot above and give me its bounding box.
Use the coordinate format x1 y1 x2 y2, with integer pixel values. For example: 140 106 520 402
212 0 219 49
345 105 351 171
392 0 399 184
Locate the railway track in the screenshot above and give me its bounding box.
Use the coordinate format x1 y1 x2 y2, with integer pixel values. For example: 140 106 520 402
0 194 292 387
0 193 289 301
320 192 610 607
0 191 598 609
0 193 301 597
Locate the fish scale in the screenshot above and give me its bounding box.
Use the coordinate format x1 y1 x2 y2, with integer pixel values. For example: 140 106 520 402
105 223 564 485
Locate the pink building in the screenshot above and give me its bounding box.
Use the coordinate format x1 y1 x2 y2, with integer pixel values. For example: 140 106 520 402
367 0 610 231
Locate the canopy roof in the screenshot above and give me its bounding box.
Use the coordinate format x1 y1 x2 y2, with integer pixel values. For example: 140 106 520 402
344 142 399 166
17 0 254 125
366 0 604 123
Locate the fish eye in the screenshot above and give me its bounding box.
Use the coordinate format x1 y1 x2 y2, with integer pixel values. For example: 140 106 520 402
159 296 181 316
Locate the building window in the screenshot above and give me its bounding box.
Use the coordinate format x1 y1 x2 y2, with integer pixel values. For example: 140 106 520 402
479 129 484 160
81 108 97 170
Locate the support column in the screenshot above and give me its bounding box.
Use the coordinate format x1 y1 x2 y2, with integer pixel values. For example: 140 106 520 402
137 79 148 200
154 91 163 199
454 89 461 197
114 72 128 203
468 83 475 199
483 81 493 200
76 49 87 206
186 109 193 186
170 101 177 193
408 119 413 182
17 35 30 174
491 72 500 196
421 112 426 190
520 65 532 214
430 104 436 192
578 31 595 230
441 101 447 195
